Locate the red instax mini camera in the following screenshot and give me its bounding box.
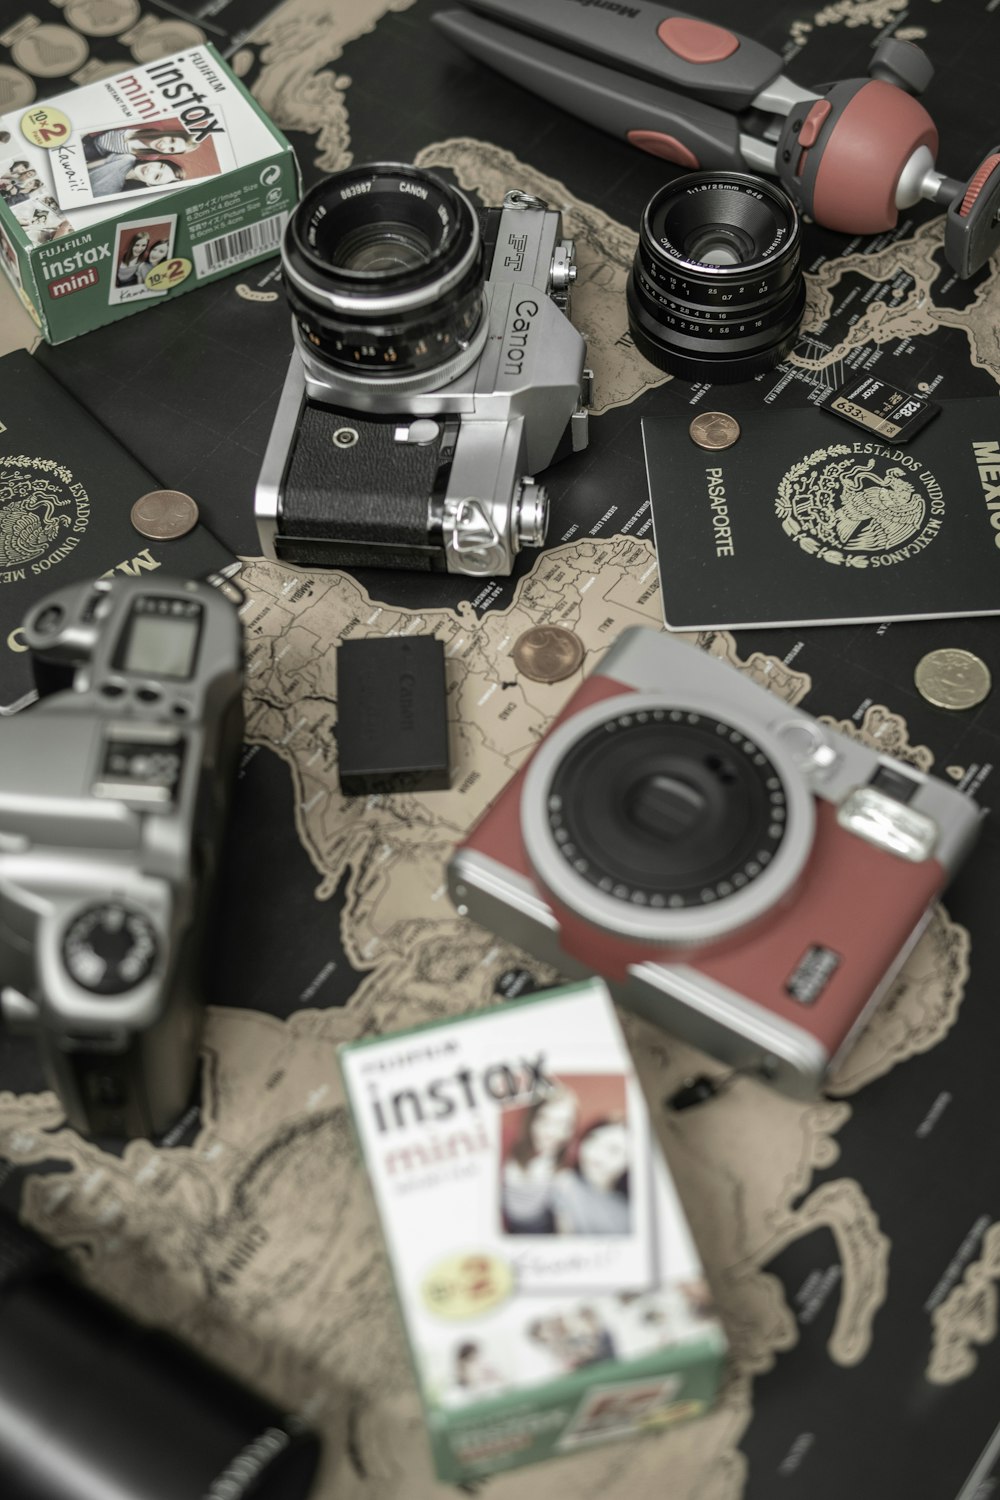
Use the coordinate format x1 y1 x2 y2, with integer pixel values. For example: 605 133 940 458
448 628 983 1096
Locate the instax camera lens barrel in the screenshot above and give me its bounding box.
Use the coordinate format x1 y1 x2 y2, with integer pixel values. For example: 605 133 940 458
282 162 485 380
626 172 806 384
547 710 789 909
0 1210 321 1500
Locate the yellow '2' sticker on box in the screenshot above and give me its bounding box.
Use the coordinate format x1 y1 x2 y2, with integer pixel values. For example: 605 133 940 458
421 1253 513 1320
145 257 191 293
20 106 72 148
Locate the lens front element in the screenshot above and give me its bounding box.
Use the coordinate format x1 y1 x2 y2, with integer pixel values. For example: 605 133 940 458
283 163 485 379
626 172 806 383
331 222 434 274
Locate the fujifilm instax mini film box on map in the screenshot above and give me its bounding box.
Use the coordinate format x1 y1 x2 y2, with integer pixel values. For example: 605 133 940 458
0 45 298 343
339 978 728 1484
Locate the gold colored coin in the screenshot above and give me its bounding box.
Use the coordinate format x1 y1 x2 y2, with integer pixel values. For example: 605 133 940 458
914 649 991 710
421 1252 513 1321
130 489 199 540
512 625 585 683
688 411 741 450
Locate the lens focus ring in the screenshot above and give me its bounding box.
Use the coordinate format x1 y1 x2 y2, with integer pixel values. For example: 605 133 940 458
626 171 806 384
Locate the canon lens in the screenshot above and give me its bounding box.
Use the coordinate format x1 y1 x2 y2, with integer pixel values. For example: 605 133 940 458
282 162 486 385
626 172 806 383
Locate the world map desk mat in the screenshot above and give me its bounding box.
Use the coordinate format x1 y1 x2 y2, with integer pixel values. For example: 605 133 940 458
4 2 1000 1499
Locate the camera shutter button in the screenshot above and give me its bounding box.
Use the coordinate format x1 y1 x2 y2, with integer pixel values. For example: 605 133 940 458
774 718 838 775
394 419 440 445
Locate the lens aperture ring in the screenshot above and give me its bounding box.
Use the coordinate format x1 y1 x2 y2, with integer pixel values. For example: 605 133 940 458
633 246 801 318
288 273 485 379
628 261 806 364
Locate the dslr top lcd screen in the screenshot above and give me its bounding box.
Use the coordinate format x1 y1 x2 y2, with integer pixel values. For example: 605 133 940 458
120 611 201 679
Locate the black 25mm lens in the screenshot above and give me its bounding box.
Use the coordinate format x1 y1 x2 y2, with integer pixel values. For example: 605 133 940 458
626 172 806 384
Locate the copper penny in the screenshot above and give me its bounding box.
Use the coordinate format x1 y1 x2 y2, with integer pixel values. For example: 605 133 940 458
512 626 585 683
689 411 741 450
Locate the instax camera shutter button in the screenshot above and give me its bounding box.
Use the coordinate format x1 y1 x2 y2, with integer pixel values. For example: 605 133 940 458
774 719 837 775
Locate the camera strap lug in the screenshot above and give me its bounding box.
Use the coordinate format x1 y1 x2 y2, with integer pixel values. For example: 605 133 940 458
572 370 593 452
443 497 506 575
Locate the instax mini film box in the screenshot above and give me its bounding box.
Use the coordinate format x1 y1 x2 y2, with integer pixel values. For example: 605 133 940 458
0 45 298 343
339 979 727 1484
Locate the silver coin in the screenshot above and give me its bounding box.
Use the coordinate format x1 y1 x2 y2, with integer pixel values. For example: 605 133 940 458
689 412 741 451
130 490 199 540
914 649 991 710
512 626 585 683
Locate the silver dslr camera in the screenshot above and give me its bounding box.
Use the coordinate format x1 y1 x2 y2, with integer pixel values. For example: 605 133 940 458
256 161 591 577
0 574 244 1139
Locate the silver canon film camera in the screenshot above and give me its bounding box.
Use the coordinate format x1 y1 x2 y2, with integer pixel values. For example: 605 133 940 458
256 161 591 576
0 574 244 1139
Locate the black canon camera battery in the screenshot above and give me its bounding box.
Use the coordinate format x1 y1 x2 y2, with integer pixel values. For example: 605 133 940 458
337 634 451 795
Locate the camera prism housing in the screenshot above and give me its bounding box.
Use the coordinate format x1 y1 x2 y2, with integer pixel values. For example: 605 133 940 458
256 163 591 577
448 628 983 1096
0 574 244 1139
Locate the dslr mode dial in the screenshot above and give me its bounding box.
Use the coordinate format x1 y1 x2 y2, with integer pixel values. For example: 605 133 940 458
62 904 159 996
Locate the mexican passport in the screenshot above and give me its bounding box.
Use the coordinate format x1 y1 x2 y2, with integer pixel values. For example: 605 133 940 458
643 400 1000 631
0 350 237 712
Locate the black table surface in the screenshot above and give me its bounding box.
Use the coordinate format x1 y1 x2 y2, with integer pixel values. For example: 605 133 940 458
2 3 1000 1499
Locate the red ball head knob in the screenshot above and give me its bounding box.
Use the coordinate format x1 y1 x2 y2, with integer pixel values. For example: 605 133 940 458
811 79 938 234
